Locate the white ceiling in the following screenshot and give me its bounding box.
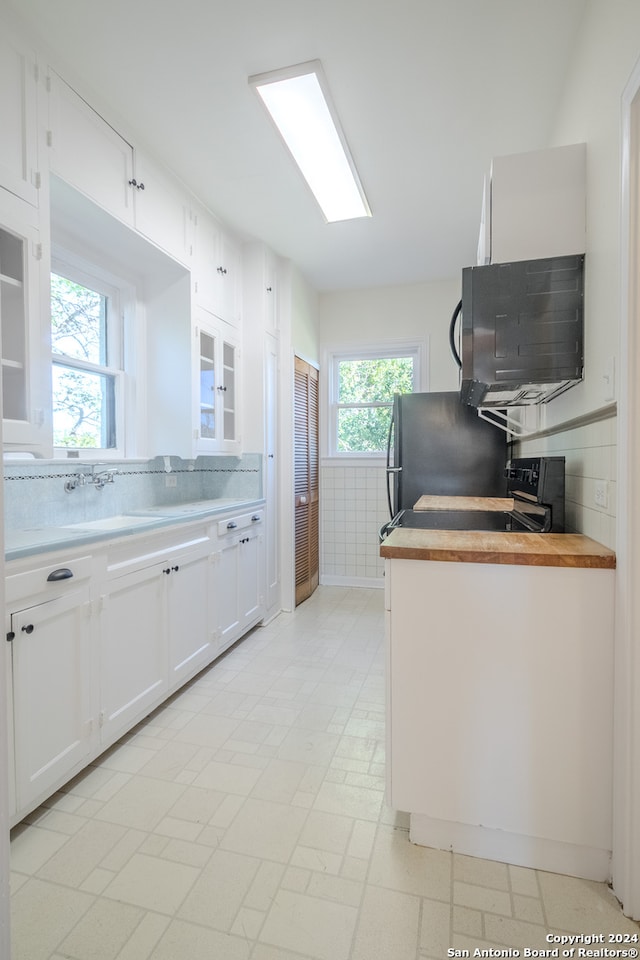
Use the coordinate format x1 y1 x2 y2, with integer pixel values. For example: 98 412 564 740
6 0 587 292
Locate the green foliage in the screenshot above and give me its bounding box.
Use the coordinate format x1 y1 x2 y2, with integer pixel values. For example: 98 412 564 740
337 356 413 453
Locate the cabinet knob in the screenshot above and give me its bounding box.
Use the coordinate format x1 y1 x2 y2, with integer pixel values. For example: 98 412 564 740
163 567 171 575
217 266 228 275
251 515 260 522
226 521 237 529
6 632 15 643
172 565 179 572
21 624 34 635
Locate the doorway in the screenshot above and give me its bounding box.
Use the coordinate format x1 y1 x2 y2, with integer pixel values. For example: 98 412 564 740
293 356 319 605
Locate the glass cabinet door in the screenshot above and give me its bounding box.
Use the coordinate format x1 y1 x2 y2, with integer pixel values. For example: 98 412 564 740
199 328 216 440
222 338 236 442
1 225 28 424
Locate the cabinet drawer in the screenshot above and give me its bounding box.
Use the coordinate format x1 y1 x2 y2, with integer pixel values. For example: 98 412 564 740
106 530 210 578
216 510 263 538
6 555 93 606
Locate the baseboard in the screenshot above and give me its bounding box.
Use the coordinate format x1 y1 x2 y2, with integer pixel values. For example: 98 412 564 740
409 812 612 882
319 574 384 589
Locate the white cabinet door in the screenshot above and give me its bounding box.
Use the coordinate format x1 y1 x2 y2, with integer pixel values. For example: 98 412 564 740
47 71 135 226
193 208 242 327
193 310 241 455
213 511 265 650
133 151 192 266
167 543 214 688
10 587 94 812
0 189 51 455
100 563 167 744
0 29 39 207
264 335 279 617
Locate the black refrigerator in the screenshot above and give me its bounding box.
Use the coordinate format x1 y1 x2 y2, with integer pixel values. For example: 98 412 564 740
386 391 508 519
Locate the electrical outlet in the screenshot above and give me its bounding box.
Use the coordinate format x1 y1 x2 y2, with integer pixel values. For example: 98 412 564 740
594 480 608 509
165 475 177 488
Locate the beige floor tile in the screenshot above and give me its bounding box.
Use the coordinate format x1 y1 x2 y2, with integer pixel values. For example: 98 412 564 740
165 783 226 823
192 758 262 795
114 912 171 960
11 878 94 960
24 807 86 836
35 819 128 886
102 852 200 914
509 862 540 897
151 918 251 960
178 848 260 930
421 898 453 952
251 945 316 960
299 809 355 855
260 888 358 960
243 860 286 911
484 912 549 948
351 885 420 960
347 819 377 860
313 779 383 822
306 871 363 907
368 825 451 900
277 727 340 766
137 740 200 781
220 797 309 862
160 837 213 867
93 775 186 831
170 712 240 748
453 879 512 916
10 824 69 874
452 903 482 937
99 828 147 871
538 871 640 932
291 844 343 875
154 815 202 841
230 905 266 940
453 851 510 890
250 758 310 803
513 892 545 924
58 897 144 960
98 741 158 774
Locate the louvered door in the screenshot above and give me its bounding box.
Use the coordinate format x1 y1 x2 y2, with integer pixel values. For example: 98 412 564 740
294 357 319 605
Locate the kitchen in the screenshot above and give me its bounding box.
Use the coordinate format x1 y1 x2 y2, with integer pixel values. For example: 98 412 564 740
0 0 640 954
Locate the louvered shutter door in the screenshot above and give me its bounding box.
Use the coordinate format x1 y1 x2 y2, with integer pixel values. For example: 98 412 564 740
294 357 319 605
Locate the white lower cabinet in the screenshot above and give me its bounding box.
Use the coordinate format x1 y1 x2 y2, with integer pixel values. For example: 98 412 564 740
6 555 96 816
100 561 168 744
6 505 266 824
213 510 264 651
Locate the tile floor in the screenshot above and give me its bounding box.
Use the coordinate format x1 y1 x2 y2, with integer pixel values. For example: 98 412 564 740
10 586 640 959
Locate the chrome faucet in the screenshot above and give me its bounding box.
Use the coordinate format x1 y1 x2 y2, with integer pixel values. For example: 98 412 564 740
91 467 119 489
64 471 90 493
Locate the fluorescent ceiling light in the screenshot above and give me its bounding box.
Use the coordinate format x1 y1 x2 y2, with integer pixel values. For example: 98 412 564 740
249 60 371 223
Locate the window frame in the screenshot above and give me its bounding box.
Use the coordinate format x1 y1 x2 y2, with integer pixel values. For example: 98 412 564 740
324 339 427 462
50 249 132 459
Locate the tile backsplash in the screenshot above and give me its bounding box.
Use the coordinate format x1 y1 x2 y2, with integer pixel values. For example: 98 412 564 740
321 464 387 586
3 455 262 534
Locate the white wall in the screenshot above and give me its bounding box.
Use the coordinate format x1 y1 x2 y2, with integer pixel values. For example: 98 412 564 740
319 278 460 584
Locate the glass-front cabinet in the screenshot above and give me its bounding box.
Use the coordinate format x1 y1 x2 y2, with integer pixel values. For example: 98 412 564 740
194 308 239 455
0 190 50 455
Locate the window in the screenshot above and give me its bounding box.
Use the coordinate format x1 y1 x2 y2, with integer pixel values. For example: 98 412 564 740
328 344 422 457
50 258 125 454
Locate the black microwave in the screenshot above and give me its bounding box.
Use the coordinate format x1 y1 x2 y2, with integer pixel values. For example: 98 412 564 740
456 254 584 408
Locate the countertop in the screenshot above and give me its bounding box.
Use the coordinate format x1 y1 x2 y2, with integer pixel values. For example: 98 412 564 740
380 528 616 568
413 495 515 511
5 497 265 562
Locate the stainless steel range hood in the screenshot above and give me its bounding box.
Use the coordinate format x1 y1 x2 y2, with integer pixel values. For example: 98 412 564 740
460 255 584 408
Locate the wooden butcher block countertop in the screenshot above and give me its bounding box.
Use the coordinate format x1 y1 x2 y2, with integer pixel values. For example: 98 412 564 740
380 528 616 568
413 495 514 511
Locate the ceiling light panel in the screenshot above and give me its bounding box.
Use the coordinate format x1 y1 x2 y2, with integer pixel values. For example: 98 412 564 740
250 60 371 223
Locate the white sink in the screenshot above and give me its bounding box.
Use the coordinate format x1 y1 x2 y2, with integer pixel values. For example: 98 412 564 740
63 515 158 532
140 499 242 517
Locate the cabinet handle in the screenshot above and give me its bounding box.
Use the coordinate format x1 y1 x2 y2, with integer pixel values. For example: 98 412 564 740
6 632 15 643
172 565 179 572
47 567 74 582
128 178 145 190
226 521 237 529
163 567 172 575
217 385 227 392
217 266 227 275
251 515 260 522
21 624 34 635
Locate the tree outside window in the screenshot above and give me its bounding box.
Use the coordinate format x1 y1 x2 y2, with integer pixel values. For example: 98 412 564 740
331 348 419 455
51 270 120 450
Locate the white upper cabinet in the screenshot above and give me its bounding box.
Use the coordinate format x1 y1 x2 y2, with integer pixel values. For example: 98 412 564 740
194 308 241 456
478 142 586 266
193 205 242 328
46 70 136 227
0 189 51 456
130 151 193 266
0 29 40 208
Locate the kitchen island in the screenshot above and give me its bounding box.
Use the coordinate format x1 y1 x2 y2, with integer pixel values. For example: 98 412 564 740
380 527 616 881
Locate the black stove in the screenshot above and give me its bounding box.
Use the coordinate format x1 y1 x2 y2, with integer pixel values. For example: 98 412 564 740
380 456 565 539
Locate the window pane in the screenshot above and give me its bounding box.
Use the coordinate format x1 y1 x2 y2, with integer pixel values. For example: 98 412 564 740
337 405 392 453
52 363 115 448
338 356 413 404
51 273 107 365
